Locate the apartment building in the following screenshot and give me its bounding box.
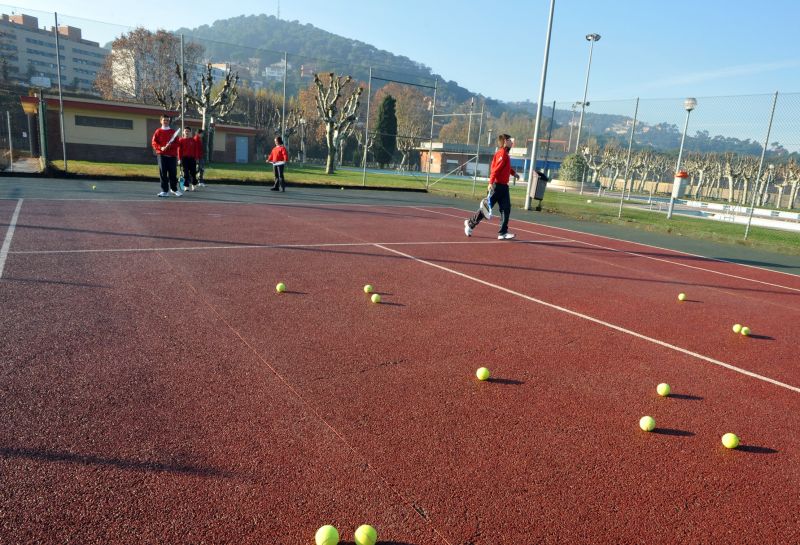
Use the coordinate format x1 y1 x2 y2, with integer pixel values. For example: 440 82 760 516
0 13 108 92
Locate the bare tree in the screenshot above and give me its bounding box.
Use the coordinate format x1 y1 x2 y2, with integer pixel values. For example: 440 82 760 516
180 63 240 162
313 72 363 174
94 28 203 107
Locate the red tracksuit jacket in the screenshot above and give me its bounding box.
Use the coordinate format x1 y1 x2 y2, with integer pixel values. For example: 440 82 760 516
192 135 204 159
489 147 517 184
177 137 195 161
151 127 180 157
268 145 288 164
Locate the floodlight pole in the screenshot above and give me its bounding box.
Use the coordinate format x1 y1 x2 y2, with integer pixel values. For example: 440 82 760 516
281 52 288 140
667 97 697 219
425 79 437 189
472 100 485 196
466 97 474 146
525 0 555 210
6 111 13 173
180 34 185 132
362 67 372 186
53 12 67 172
574 33 600 154
618 97 639 218
744 91 778 240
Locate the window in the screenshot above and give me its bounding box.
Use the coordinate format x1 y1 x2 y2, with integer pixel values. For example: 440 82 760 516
25 37 61 49
75 115 133 130
72 47 107 59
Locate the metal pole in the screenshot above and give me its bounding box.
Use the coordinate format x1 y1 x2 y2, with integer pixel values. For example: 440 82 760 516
542 100 556 176
745 91 779 240
618 97 639 218
361 67 372 186
472 100 485 196
425 79 437 189
180 34 185 132
575 36 598 154
281 51 287 140
466 96 474 146
666 108 692 219
27 114 34 155
6 111 12 173
524 0 556 210
53 13 67 172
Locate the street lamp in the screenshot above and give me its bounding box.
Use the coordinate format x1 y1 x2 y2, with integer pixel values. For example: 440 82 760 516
666 97 697 219
299 118 306 164
487 128 493 146
574 33 600 154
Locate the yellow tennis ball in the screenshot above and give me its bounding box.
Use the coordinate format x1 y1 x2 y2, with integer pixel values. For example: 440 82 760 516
363 284 374 294
678 293 686 301
721 432 740 449
354 524 377 545
275 282 286 293
740 326 751 336
315 525 339 545
639 416 656 432
476 367 490 381
370 293 381 304
656 383 671 397
732 324 742 333
92 185 96 190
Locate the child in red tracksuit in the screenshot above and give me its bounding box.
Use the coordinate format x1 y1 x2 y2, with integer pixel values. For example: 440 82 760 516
464 133 519 239
194 128 206 186
267 136 288 191
177 127 198 191
151 115 181 197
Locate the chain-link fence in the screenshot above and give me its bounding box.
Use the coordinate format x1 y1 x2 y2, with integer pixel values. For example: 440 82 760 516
1 4 799 233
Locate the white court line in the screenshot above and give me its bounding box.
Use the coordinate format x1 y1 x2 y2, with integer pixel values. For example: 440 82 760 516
0 199 23 279
419 206 800 294
375 243 800 394
10 239 526 256
4 196 448 209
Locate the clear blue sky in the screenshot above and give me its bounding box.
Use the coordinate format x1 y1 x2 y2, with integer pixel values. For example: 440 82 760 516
10 0 800 103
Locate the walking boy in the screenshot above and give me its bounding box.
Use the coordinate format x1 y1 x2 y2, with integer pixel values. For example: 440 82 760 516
464 133 519 239
177 127 198 191
267 136 288 191
151 115 182 197
194 128 206 187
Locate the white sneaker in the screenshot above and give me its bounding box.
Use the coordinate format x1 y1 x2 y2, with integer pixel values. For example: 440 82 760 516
498 233 515 240
189 185 196 191
479 198 493 219
198 182 206 188
173 190 183 197
464 219 472 237
157 191 169 197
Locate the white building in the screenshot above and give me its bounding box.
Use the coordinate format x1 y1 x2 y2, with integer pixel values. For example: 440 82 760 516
0 13 108 92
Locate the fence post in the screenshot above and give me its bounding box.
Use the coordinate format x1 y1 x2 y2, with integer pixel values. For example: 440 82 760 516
618 97 639 218
53 12 67 172
6 111 13 173
471 100 484 196
744 91 779 240
362 67 372 186
425 79 437 189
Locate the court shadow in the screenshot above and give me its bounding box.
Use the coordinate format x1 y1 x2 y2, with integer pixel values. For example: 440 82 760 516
682 299 703 304
2 277 110 288
487 378 525 386
377 301 405 307
737 445 778 455
0 446 236 478
282 290 308 295
669 393 704 401
749 334 774 341
653 428 695 437
340 542 416 545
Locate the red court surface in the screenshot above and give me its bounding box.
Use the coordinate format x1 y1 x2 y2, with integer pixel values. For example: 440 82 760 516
1 197 799 544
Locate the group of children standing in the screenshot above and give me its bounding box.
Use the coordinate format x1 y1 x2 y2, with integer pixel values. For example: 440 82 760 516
151 115 206 197
152 115 290 196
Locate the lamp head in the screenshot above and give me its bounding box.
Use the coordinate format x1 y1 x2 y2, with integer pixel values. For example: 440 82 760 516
684 97 697 111
586 33 601 42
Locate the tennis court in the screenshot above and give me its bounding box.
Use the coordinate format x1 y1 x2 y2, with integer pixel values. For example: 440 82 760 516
1 180 799 544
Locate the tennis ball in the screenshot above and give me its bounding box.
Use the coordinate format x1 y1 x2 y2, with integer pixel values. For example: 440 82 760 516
721 432 740 449
732 324 742 333
476 367 490 381
587 199 593 203
354 524 377 545
315 525 339 545
275 282 286 293
639 416 656 432
656 383 671 397
91 185 96 190
363 284 374 294
740 326 751 336
678 293 686 301
371 293 381 304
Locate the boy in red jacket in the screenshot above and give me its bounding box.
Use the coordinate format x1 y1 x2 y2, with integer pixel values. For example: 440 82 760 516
267 136 288 191
151 115 182 197
177 127 198 191
194 128 206 187
464 133 519 239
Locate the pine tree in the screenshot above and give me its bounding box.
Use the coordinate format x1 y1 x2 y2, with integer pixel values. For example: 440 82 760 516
373 95 397 168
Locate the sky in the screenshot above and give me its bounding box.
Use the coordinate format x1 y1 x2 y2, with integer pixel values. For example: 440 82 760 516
9 0 800 105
